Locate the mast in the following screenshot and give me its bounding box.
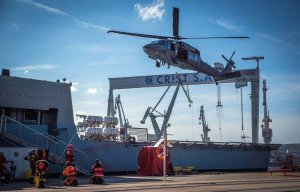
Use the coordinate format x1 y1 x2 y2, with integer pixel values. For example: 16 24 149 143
261 79 272 144
199 105 210 142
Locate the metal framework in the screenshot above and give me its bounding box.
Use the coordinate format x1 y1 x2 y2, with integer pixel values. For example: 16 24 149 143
107 67 260 143
261 79 272 144
199 105 211 142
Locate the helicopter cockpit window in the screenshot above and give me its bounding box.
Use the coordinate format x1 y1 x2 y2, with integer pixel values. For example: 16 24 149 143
158 40 167 47
178 47 188 60
150 40 159 45
188 51 199 62
170 43 175 51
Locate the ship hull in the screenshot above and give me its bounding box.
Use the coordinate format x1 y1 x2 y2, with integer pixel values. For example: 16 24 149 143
1 122 277 173
0 74 280 174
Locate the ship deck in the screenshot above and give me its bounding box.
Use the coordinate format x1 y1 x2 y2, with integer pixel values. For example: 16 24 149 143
1 172 299 191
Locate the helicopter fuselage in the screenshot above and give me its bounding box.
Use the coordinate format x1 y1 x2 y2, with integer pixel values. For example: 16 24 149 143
108 7 245 82
143 39 228 80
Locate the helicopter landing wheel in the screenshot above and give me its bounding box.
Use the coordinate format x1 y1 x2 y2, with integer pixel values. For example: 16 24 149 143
156 61 160 68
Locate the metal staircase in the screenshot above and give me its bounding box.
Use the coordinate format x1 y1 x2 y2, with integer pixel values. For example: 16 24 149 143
0 115 89 175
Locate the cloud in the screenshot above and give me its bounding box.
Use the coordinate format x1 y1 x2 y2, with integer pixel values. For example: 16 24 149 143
76 110 87 115
87 88 97 94
257 33 294 48
74 19 109 31
18 0 108 31
211 19 242 32
70 82 79 92
11 63 57 72
18 0 68 16
134 0 165 21
71 85 78 92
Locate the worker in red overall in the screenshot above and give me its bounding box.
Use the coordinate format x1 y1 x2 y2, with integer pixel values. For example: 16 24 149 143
0 153 6 186
63 161 78 186
35 160 48 188
66 144 74 163
24 149 38 184
89 159 104 184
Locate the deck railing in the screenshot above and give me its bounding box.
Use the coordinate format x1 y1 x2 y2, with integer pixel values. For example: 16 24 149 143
0 115 89 174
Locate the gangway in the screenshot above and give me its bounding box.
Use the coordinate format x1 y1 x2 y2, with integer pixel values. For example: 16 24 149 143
0 115 90 175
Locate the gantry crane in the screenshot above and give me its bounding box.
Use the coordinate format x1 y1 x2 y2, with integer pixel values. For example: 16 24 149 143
140 82 192 140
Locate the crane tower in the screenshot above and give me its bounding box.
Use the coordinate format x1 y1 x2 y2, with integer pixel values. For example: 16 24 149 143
199 105 211 142
261 79 272 144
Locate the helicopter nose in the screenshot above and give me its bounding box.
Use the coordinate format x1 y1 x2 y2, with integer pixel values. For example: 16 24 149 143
143 44 151 53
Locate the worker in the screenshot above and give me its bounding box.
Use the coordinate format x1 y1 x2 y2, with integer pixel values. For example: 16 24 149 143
66 144 74 163
137 165 141 176
35 160 48 188
63 161 78 186
89 159 104 184
0 152 6 186
9 161 16 183
168 162 174 176
24 149 38 184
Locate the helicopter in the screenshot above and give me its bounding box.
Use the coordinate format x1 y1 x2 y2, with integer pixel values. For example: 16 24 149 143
108 7 249 82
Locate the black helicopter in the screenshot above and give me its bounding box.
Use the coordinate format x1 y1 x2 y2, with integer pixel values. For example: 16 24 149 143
108 7 248 82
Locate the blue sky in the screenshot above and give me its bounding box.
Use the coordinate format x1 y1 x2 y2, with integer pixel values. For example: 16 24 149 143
1 0 300 144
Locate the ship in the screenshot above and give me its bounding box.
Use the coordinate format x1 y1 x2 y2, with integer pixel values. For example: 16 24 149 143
0 68 280 174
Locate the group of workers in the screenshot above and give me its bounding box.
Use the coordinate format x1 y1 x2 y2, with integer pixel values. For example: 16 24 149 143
63 144 78 186
1 144 104 188
62 144 104 186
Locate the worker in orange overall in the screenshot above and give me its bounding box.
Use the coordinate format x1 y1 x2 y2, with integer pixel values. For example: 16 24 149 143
89 159 104 184
66 144 74 163
63 161 78 186
0 152 6 186
24 149 38 184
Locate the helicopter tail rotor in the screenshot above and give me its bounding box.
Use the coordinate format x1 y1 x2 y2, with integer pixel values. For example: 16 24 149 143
222 51 237 73
222 51 236 69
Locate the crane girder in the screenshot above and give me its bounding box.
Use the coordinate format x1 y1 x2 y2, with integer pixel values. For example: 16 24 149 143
107 68 260 143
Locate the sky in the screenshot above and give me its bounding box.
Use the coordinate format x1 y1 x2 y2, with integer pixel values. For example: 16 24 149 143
1 0 300 144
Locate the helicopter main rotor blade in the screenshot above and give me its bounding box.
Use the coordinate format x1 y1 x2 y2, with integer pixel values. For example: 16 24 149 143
180 36 249 40
107 30 172 39
173 7 179 40
222 54 229 62
229 51 236 60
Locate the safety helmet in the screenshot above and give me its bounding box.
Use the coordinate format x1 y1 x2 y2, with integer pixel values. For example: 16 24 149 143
66 161 71 166
38 162 45 169
95 159 100 164
69 144 74 148
30 149 36 153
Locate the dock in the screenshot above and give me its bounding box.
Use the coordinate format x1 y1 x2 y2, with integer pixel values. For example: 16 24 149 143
0 172 299 191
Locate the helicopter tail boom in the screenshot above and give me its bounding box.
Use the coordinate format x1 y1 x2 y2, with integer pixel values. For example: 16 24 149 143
223 71 241 79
